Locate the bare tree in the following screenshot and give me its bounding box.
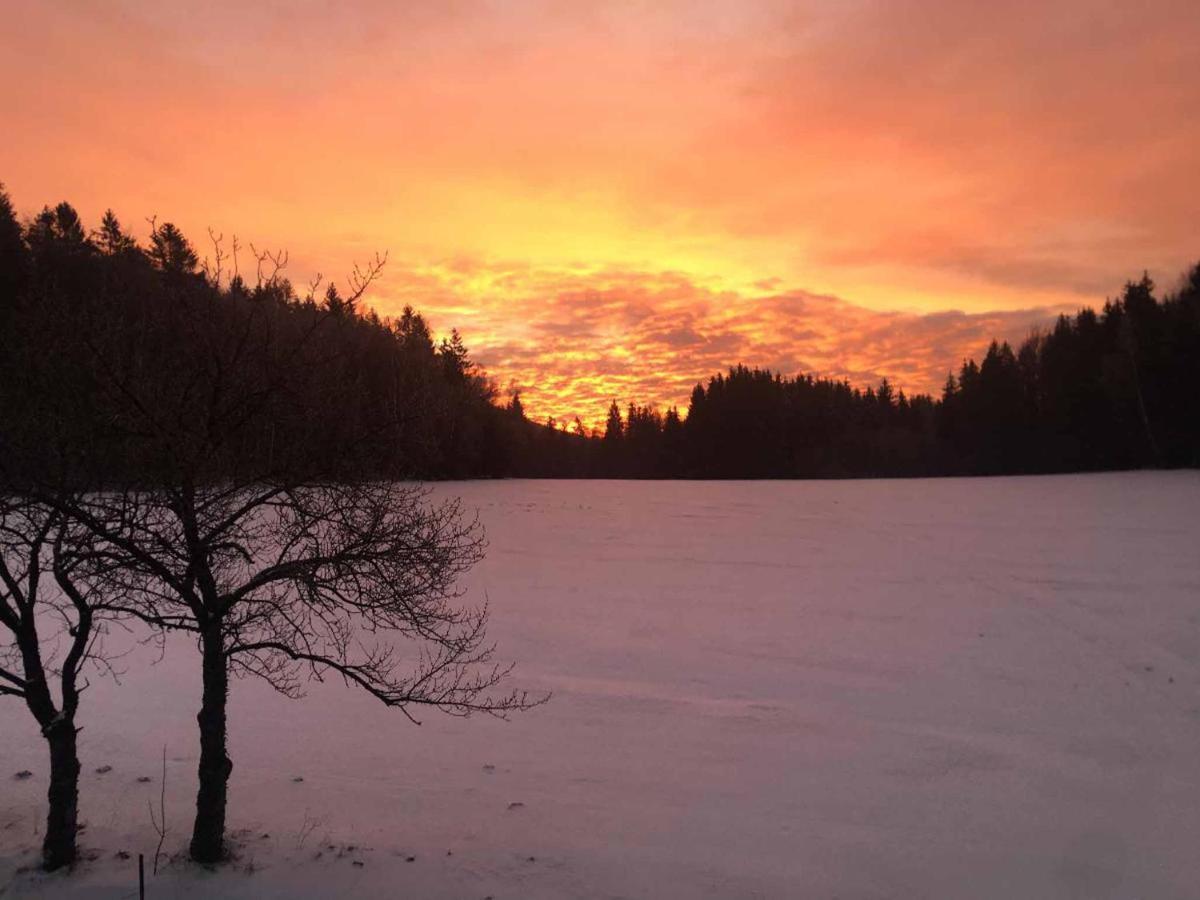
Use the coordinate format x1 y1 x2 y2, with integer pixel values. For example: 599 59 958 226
75 480 540 862
0 496 118 870
24 241 544 864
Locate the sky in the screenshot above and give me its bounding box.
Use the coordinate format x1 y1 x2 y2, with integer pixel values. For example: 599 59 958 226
2 1 1198 425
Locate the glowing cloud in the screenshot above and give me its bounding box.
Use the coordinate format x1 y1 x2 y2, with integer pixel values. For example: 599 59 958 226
2 1 1195 423
373 263 1064 426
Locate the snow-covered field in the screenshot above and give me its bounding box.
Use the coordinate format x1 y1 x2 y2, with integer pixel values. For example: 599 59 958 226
3 473 1199 899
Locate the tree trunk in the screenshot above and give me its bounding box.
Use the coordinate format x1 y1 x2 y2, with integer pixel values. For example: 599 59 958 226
189 625 232 863
42 719 80 871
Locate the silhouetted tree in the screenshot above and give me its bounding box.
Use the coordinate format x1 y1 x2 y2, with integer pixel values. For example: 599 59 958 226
0 184 26 304
94 210 137 257
395 305 434 356
0 496 118 870
75 481 541 863
508 392 525 420
603 401 623 443
68 245 543 863
440 328 472 381
322 282 352 316
148 221 198 274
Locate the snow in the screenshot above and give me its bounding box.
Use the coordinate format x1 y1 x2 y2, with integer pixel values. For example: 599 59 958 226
3 472 1200 898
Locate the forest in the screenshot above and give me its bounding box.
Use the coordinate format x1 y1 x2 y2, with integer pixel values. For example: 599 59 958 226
2 189 1198 484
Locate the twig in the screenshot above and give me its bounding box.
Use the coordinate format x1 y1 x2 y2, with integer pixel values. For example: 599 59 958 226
296 808 322 849
147 745 168 874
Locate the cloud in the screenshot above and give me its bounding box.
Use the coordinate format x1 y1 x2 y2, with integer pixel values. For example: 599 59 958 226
710 0 1200 291
5 1 1194 318
2 0 1192 427
371 261 1065 426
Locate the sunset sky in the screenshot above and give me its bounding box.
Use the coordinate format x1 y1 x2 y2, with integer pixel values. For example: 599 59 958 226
3 1 1197 425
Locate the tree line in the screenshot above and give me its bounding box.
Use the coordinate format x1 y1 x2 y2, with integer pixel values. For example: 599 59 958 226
3 190 1197 487
573 265 1200 477
515 276 1200 479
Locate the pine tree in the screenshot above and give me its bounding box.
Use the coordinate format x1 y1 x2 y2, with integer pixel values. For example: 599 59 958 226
323 283 350 316
396 305 434 356
439 328 471 380
148 222 198 273
95 210 137 256
26 203 90 253
0 184 28 301
508 392 525 419
603 400 624 442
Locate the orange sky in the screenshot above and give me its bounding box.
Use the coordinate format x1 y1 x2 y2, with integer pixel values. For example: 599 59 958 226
2 1 1198 426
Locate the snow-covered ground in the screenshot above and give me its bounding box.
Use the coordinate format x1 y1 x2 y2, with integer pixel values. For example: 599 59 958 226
3 473 1199 899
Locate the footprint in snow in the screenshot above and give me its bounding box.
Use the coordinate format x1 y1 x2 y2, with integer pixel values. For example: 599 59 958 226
507 802 525 810
95 765 112 774
13 770 33 780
